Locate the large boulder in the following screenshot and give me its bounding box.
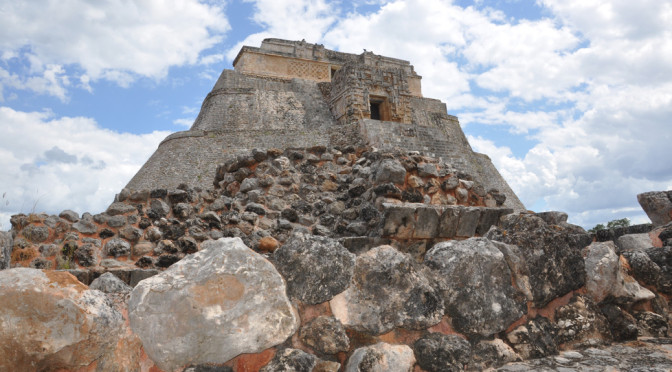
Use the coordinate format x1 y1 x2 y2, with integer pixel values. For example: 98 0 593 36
413 333 472 372
625 246 672 294
345 343 415 372
330 245 443 335
554 295 611 349
583 241 654 304
424 238 527 337
638 191 672 226
128 238 298 371
0 268 123 371
486 213 591 307
273 233 355 304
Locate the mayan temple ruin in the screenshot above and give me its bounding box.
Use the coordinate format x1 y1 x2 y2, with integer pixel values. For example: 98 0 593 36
2 39 672 371
127 38 524 211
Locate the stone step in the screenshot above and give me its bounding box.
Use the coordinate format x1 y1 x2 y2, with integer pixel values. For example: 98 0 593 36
381 203 513 239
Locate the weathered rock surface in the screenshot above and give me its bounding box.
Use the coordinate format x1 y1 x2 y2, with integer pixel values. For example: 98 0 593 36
299 316 349 354
374 159 406 184
0 231 11 269
624 246 672 295
273 233 355 304
89 272 132 293
507 316 558 360
497 338 672 371
345 342 415 372
330 245 443 335
583 241 654 303
638 191 672 226
487 213 591 307
413 333 471 372
424 238 526 336
554 295 611 349
128 237 298 371
599 303 638 341
260 348 316 372
616 233 654 252
0 268 123 371
470 339 521 370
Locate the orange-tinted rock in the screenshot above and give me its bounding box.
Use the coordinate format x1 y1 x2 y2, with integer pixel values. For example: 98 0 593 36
0 268 123 371
258 236 279 252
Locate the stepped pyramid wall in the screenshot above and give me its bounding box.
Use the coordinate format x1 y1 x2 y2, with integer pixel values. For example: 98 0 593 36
126 38 525 211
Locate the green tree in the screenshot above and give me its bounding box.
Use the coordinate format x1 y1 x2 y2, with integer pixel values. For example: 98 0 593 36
589 218 630 233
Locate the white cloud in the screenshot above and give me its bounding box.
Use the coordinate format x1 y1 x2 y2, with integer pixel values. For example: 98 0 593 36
0 0 229 98
0 107 169 230
225 0 338 60
173 118 194 127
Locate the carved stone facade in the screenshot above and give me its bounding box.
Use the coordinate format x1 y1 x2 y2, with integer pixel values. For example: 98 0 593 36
329 63 414 125
127 39 525 211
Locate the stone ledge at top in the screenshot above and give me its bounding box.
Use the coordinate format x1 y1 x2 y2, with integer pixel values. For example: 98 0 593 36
125 38 525 211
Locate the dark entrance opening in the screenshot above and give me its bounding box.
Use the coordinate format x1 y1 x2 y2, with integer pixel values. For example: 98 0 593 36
370 101 381 120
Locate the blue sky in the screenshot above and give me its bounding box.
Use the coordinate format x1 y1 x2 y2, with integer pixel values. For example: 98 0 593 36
1 0 671 230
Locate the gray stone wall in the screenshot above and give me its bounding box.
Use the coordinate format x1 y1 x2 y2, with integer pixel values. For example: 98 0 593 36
192 70 336 132
125 128 330 191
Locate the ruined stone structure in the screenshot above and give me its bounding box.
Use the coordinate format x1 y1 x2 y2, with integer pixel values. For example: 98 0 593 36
127 38 524 210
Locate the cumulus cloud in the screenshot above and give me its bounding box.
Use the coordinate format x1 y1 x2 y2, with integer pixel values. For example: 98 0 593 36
225 0 338 60
0 107 169 230
0 0 229 99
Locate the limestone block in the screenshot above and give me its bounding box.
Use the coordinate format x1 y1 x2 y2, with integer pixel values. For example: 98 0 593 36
438 206 460 238
470 339 521 370
425 238 526 337
0 268 123 371
106 202 137 216
273 233 355 304
583 241 654 304
535 211 568 225
331 245 443 335
413 206 440 238
486 213 591 307
381 203 416 238
72 215 97 235
554 295 611 349
90 272 132 294
413 333 471 372
506 316 558 360
260 348 316 372
374 159 406 185
128 237 298 371
638 191 672 226
616 233 654 252
345 343 415 372
456 206 481 237
300 316 349 354
477 208 511 235
22 225 49 243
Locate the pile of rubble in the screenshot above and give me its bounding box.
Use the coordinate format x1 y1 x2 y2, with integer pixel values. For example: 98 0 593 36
1 146 672 372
